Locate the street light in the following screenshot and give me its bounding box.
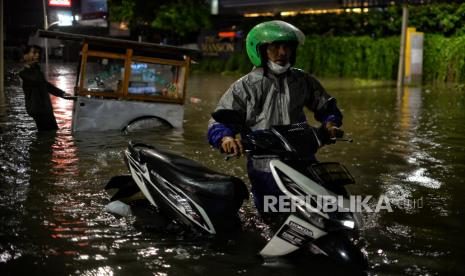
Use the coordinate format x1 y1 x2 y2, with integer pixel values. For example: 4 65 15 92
1 0 4 93
42 0 74 76
42 0 50 75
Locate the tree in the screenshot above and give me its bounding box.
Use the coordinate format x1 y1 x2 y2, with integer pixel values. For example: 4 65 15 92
108 0 135 23
108 0 211 42
151 0 211 38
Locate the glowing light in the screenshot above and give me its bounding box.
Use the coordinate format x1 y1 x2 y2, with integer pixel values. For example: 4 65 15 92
57 12 73 26
49 0 71 7
341 220 355 229
119 22 129 30
218 31 236 38
211 0 218 15
244 12 274 17
247 9 346 17
280 11 298 17
301 9 344 14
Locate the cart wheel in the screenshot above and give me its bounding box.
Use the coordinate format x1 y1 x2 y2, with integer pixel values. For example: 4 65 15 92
123 117 172 132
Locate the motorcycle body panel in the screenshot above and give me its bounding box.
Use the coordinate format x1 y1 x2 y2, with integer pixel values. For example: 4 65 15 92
260 215 327 257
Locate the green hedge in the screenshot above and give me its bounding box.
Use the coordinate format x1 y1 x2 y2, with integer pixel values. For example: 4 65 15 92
192 52 252 75
295 36 399 80
423 34 465 83
194 34 465 83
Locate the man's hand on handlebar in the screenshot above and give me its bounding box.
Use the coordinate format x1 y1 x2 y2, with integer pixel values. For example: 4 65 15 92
324 121 353 143
220 136 243 157
325 121 344 143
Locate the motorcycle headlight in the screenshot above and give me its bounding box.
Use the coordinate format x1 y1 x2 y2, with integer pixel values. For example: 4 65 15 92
341 220 355 229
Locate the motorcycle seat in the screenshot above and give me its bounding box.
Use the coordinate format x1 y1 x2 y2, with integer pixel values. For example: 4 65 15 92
137 146 248 202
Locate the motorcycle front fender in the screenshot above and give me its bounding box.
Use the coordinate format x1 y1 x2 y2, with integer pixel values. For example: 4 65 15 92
311 231 368 271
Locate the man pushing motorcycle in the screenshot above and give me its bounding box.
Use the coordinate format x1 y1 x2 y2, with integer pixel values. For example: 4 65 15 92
208 20 344 212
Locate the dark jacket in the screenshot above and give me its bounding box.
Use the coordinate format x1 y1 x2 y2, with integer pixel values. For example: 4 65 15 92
19 63 65 116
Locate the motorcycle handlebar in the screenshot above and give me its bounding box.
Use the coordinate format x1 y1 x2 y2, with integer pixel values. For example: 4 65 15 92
330 137 353 143
218 124 353 161
224 153 237 161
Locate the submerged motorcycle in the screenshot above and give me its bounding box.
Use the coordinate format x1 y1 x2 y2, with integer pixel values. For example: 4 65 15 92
105 109 367 269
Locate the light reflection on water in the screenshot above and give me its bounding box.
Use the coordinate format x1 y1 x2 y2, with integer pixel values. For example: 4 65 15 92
1 64 465 275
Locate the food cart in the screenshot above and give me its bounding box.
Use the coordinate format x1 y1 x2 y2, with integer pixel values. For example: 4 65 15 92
39 30 198 131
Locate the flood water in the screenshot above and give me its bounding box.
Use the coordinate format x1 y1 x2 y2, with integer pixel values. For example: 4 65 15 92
1 63 465 275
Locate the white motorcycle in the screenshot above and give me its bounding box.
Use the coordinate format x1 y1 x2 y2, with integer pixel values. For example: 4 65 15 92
105 109 367 270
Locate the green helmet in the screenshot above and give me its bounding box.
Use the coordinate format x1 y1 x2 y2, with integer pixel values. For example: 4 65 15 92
246 20 305 67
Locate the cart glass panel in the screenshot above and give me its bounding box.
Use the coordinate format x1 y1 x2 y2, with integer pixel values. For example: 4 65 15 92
83 56 125 93
128 61 185 99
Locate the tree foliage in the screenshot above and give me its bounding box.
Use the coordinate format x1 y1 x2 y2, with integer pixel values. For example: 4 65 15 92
108 0 211 40
108 0 135 23
151 0 211 37
238 3 465 38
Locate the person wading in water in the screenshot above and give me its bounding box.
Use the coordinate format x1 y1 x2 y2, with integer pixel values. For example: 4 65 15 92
19 45 75 131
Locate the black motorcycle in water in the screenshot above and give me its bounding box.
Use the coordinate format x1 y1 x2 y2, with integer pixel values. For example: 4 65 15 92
105 109 368 270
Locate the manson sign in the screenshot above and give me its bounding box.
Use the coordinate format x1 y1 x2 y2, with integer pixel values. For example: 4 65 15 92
198 31 242 58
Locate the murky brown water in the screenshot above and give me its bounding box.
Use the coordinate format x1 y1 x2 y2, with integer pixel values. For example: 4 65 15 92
1 63 465 275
